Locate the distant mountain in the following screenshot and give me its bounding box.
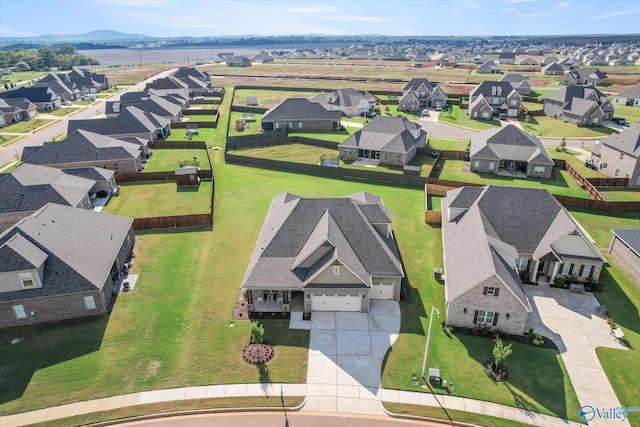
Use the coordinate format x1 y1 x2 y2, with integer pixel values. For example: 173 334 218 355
0 30 152 44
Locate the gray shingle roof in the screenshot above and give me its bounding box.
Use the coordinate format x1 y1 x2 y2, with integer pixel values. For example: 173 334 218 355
612 228 640 256
617 84 640 99
1 86 58 103
242 193 404 291
262 98 342 122
470 125 554 165
68 106 169 137
339 116 427 154
600 124 640 156
0 203 133 303
311 88 372 109
0 233 48 273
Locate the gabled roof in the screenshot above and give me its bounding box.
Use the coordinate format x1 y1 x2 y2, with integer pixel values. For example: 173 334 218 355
403 78 435 94
0 97 36 111
339 115 427 154
470 125 554 165
262 98 342 122
145 76 188 91
62 166 114 182
600 124 640 156
612 228 640 256
311 88 373 109
470 81 519 100
0 233 48 273
67 106 169 137
1 86 58 103
545 85 609 104
0 203 133 303
241 193 404 290
0 164 94 215
618 84 640 99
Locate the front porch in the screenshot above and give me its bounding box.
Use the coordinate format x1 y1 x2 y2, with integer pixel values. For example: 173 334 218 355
246 290 304 313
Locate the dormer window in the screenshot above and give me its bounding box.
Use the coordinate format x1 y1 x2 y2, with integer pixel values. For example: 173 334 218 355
20 273 34 288
491 86 497 95
497 87 502 96
333 266 340 275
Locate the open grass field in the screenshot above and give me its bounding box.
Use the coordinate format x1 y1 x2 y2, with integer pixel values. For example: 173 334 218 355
519 115 618 138
231 143 339 165
0 71 47 84
232 88 323 109
429 137 469 151
287 126 357 143
101 181 212 217
47 107 81 117
0 118 54 133
438 105 501 131
164 128 218 144
143 148 212 172
433 158 592 199
611 104 640 125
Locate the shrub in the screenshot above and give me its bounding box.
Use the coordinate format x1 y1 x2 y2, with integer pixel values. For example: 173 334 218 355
250 321 264 344
533 339 541 346
528 328 534 338
534 333 542 340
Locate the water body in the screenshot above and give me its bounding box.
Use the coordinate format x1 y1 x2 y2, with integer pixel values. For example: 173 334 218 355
79 43 348 67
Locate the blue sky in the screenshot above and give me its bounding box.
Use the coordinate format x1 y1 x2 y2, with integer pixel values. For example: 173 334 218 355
1 0 640 38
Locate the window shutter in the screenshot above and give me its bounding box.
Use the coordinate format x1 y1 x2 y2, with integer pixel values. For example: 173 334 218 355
493 313 499 326
568 264 574 275
483 287 488 295
579 265 585 276
494 288 500 297
588 265 595 278
473 310 478 323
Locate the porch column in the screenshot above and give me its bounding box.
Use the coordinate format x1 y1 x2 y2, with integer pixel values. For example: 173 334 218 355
550 262 560 282
530 259 540 282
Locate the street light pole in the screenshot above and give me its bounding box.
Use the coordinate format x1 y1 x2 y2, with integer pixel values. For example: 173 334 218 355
421 306 441 378
280 385 289 427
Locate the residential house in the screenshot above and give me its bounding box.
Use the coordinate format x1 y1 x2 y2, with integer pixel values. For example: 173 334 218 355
62 167 117 196
68 105 171 141
541 62 565 75
589 124 640 186
106 94 182 122
145 76 190 100
398 78 447 111
476 60 502 74
0 87 60 111
172 67 210 97
542 56 559 65
36 73 80 103
469 125 554 178
609 229 640 285
499 74 532 95
252 53 274 63
227 56 252 67
0 164 95 231
0 203 134 328
498 52 516 64
442 186 605 335
614 84 640 107
338 116 427 166
173 66 211 83
0 98 37 123
519 57 538 66
22 129 143 174
261 98 342 131
65 67 109 93
543 86 613 125
560 68 608 86
241 192 404 314
557 57 580 71
469 81 522 119
311 88 376 117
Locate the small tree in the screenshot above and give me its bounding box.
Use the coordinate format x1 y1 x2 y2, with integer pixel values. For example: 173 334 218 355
492 337 513 370
250 321 264 344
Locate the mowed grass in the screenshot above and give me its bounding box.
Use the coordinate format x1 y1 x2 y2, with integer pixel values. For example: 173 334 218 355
232 88 322 109
144 148 212 172
429 137 469 151
164 128 217 144
598 188 640 202
0 118 54 133
438 105 501 131
101 181 212 217
384 403 539 427
566 208 640 426
611 104 640 125
519 115 618 138
433 158 592 198
0 134 20 146
231 143 338 165
229 111 264 136
47 107 82 117
287 127 357 143
547 148 606 179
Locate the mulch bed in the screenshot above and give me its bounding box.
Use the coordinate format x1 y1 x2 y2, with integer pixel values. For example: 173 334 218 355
232 298 249 320
484 361 508 382
242 341 275 365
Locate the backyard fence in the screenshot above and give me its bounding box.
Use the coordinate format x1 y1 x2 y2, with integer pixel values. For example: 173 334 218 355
226 134 339 150
149 140 207 149
563 163 605 201
133 213 212 231
115 170 213 183
184 109 219 115
587 177 629 187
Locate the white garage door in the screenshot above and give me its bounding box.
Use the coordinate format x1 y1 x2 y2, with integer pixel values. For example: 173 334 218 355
371 283 394 300
311 295 360 311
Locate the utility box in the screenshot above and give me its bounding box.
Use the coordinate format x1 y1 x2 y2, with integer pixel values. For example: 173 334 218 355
434 268 443 280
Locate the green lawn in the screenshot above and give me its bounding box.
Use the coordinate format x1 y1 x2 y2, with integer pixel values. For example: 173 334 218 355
144 149 212 172
47 107 81 117
287 127 357 143
72 100 95 106
381 104 421 119
529 89 557 99
438 105 502 131
164 128 218 144
598 188 640 202
101 181 212 217
232 88 322 109
231 143 339 165
522 101 544 111
184 114 218 122
229 111 264 136
548 148 606 179
519 115 618 138
0 134 20 146
429 137 469 151
611 104 640 125
433 158 592 199
384 403 538 427
0 118 54 133
0 71 47 84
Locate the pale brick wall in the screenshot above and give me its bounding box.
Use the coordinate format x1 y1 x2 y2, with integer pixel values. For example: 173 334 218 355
446 275 529 335
609 237 640 286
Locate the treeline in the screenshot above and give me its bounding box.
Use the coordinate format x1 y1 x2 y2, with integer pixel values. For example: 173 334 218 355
0 44 99 72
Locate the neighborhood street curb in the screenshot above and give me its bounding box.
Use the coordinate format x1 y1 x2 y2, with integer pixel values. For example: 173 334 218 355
381 402 481 427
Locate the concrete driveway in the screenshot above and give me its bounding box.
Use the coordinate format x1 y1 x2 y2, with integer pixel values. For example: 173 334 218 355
305 301 400 415
524 285 629 427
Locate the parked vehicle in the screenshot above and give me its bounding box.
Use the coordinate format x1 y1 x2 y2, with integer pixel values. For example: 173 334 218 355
421 109 430 117
362 111 377 118
81 94 96 101
613 117 627 126
435 104 443 111
499 113 508 120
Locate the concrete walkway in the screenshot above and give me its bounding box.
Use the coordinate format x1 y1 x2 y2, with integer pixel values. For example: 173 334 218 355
1 298 595 427
525 283 629 427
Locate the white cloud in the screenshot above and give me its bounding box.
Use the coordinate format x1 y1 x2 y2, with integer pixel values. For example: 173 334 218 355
517 11 552 18
595 8 640 19
500 8 517 12
557 2 569 7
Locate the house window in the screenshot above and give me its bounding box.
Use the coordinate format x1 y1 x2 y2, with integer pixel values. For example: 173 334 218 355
615 169 620 177
482 112 490 119
345 149 352 157
113 163 119 171
477 310 495 325
288 122 293 129
497 87 502 96
20 272 35 288
534 166 546 174
333 266 340 275
491 86 497 95
473 160 480 169
384 153 389 160
13 305 26 319
486 286 496 296
298 122 303 129
620 152 625 160
515 258 528 270
397 155 402 162
579 265 593 277
275 122 280 129
561 263 572 275
510 99 518 106
84 295 97 310
473 112 478 118
603 163 608 169
488 162 495 170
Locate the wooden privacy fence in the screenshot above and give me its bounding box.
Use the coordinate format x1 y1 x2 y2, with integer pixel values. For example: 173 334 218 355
149 140 207 149
115 170 213 183
564 163 605 201
587 177 629 187
171 117 218 128
226 134 339 150
133 213 212 231
184 109 219 115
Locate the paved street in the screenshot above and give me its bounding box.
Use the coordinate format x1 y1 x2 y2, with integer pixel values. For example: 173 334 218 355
0 69 175 167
